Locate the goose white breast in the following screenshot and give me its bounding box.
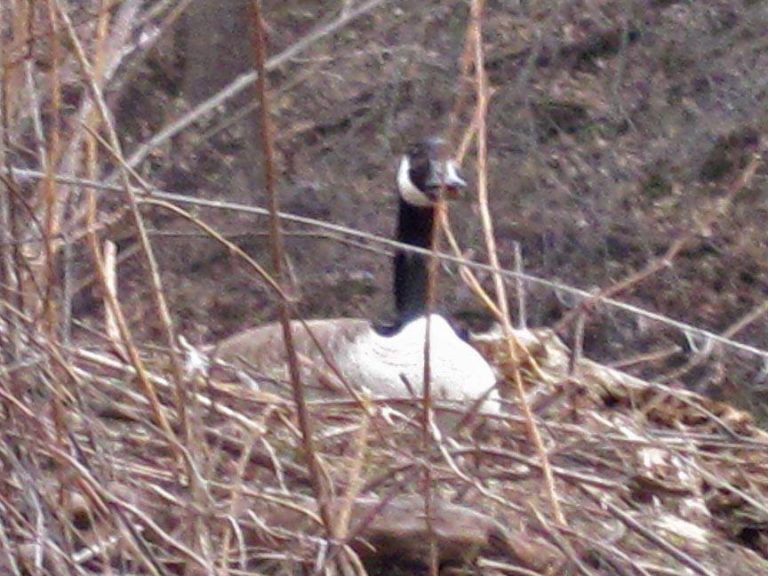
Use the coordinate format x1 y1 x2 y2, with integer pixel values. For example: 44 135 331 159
338 315 499 412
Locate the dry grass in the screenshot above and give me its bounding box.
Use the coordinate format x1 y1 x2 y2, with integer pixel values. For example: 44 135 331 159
1 1 768 575
2 317 768 574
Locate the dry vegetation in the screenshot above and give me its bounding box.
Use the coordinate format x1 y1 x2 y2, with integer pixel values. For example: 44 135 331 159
1 0 768 575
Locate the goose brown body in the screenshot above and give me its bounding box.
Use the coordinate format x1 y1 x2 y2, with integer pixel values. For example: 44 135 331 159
214 318 369 393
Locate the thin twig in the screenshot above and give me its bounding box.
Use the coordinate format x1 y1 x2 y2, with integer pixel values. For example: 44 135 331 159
423 195 445 576
580 486 718 576
9 167 768 362
514 242 527 330
55 0 185 450
0 14 22 359
246 0 333 541
469 0 565 525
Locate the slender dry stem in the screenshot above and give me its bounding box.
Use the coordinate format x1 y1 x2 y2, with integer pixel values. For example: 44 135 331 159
246 0 333 540
55 0 190 447
9 164 768 363
469 0 565 525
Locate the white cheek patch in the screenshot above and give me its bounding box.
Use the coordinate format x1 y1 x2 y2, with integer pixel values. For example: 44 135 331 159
397 156 432 207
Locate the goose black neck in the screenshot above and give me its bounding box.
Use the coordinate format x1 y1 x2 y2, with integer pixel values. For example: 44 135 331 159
394 198 435 323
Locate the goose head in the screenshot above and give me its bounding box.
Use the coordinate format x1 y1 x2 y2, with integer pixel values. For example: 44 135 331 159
394 138 467 321
397 138 467 207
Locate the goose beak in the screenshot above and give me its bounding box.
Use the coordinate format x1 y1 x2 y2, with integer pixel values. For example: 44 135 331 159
427 159 467 199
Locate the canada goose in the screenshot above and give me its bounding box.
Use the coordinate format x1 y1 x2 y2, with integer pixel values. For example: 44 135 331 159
214 138 500 415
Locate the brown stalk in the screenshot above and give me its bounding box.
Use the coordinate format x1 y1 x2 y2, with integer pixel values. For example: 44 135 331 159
85 0 110 181
41 0 61 336
37 1 76 456
76 0 110 344
55 0 190 454
102 240 120 344
468 0 565 525
84 181 175 444
246 0 333 540
422 195 445 576
0 10 24 359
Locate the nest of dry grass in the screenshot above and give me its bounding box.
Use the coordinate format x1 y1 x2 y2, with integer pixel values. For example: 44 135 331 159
1 324 766 576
